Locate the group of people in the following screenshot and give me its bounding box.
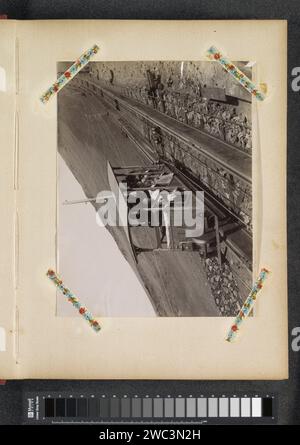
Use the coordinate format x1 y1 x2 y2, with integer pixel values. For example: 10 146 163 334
121 79 252 155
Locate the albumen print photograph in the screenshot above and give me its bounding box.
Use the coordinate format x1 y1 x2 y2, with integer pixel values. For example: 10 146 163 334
57 60 252 317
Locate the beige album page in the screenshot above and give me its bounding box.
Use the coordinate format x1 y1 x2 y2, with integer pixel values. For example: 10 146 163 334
0 19 287 379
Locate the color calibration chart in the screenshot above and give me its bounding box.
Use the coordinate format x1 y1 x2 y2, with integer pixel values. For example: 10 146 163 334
24 393 276 424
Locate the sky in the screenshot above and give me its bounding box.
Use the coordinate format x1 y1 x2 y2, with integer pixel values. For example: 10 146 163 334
57 155 155 317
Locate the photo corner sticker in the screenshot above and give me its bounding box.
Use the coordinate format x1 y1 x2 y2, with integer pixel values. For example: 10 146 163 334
0 327 6 351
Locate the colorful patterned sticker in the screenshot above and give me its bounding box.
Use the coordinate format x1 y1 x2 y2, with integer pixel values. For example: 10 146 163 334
226 268 270 342
47 269 101 333
40 44 99 104
207 46 265 101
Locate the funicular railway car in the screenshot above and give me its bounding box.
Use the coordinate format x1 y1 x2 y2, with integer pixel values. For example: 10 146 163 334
107 161 228 264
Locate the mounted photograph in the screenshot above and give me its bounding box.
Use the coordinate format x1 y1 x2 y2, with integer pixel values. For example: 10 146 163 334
57 60 252 317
